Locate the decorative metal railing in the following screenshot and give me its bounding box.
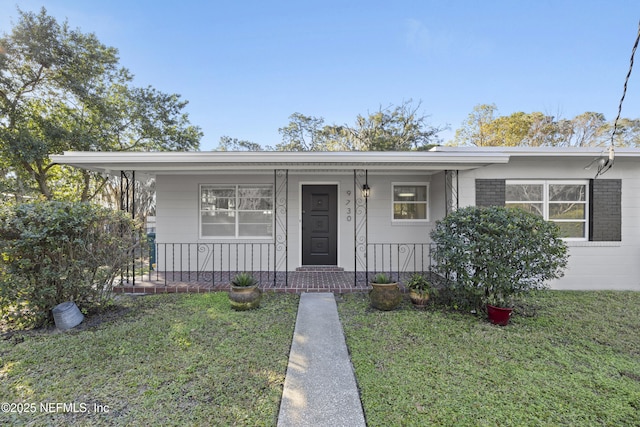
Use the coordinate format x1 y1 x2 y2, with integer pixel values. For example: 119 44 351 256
122 239 438 288
149 242 279 286
365 243 436 284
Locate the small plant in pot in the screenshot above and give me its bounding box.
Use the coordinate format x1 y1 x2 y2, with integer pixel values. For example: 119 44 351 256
406 273 436 309
228 272 261 311
484 290 515 326
369 272 402 311
431 206 569 325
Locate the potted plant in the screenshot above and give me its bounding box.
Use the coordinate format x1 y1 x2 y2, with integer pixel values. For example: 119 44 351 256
484 290 515 326
431 206 569 325
405 273 435 309
228 272 261 311
369 272 402 311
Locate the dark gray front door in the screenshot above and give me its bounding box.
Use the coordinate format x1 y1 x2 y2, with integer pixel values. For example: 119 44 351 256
302 185 338 265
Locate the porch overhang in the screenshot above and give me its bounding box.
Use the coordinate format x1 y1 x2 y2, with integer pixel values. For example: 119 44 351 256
50 150 511 177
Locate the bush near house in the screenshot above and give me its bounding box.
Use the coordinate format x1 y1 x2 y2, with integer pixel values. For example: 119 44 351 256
430 205 569 311
0 201 141 328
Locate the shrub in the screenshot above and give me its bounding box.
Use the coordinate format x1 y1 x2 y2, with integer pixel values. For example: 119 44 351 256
0 201 142 327
430 206 568 311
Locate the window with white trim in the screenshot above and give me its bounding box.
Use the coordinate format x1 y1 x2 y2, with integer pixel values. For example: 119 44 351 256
392 183 429 221
200 184 273 238
505 180 588 239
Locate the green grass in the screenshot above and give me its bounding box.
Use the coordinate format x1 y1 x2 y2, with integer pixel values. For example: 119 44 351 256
337 291 640 427
0 292 299 426
3 290 639 426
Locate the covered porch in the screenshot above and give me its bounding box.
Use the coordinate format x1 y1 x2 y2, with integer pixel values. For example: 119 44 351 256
51 150 510 293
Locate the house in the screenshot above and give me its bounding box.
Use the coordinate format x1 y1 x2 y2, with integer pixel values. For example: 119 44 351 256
51 147 640 291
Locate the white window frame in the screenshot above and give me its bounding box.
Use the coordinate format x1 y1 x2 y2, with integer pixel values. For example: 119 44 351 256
199 184 274 239
391 182 430 223
505 180 589 241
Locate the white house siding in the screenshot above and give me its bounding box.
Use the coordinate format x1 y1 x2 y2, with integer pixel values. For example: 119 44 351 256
155 170 446 272
458 157 640 291
155 173 277 273
290 172 443 271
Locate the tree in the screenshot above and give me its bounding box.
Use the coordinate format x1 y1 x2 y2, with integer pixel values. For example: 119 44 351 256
95 175 156 223
525 112 562 146
603 117 640 147
482 111 563 147
454 104 640 148
483 111 537 146
0 8 202 202
561 112 608 147
342 100 444 151
269 100 444 152
453 104 498 146
216 101 444 153
217 136 264 151
273 113 330 151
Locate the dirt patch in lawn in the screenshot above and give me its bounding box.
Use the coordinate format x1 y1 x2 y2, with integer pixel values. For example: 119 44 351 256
1 295 145 342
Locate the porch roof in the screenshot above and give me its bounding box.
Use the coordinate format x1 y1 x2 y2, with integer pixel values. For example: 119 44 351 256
50 150 511 176
51 147 640 177
431 146 640 158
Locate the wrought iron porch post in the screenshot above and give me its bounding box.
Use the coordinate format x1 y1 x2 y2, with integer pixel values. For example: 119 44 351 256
445 170 459 215
439 170 459 275
274 169 288 287
120 171 136 285
354 169 368 286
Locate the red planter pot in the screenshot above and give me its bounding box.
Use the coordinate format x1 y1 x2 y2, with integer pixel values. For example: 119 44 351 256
487 304 513 326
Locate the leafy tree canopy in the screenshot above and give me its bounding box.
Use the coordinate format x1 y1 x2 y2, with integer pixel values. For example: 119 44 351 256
216 100 445 152
217 136 263 152
454 104 640 147
0 7 202 202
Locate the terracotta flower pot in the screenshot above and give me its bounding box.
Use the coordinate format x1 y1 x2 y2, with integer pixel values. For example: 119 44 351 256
370 282 402 311
229 285 262 311
487 304 513 326
409 290 430 309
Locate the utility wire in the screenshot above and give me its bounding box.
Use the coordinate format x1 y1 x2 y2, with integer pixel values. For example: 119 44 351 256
595 21 640 178
610 20 640 146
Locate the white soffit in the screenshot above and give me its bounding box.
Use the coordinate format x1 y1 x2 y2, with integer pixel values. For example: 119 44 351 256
50 151 511 176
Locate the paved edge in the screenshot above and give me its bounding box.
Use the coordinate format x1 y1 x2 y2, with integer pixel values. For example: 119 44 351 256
277 292 366 427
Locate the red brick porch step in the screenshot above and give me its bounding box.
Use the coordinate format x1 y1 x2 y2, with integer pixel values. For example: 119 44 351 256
115 270 371 294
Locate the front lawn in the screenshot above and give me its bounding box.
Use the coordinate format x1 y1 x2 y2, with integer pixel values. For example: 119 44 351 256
337 291 640 426
0 292 299 426
3 290 639 426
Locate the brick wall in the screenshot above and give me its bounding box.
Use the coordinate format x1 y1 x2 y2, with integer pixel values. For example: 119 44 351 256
475 179 505 207
475 178 622 242
590 179 622 242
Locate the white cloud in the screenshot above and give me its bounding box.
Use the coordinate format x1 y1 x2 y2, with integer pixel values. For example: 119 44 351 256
404 18 450 55
404 18 493 59
405 19 432 53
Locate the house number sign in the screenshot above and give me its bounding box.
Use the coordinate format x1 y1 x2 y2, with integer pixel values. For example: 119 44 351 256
345 190 352 222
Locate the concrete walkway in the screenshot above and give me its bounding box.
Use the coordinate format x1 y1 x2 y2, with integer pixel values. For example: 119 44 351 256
277 293 366 427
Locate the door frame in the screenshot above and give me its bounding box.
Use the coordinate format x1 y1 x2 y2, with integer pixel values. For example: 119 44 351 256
298 181 340 267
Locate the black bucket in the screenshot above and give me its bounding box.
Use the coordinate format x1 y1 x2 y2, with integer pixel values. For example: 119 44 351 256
52 301 84 331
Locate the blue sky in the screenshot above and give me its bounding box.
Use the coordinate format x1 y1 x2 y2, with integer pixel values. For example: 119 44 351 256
2 1 640 150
